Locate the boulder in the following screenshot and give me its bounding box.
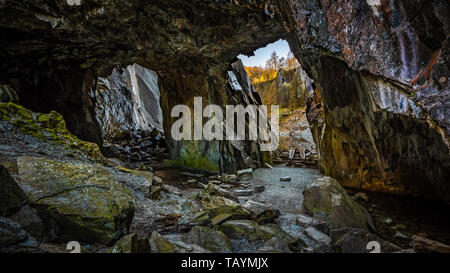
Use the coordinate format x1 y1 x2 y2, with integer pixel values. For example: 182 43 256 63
0 165 26 217
14 156 135 245
202 196 252 220
149 232 175 253
161 184 182 196
221 220 294 244
257 237 292 253
333 228 402 253
303 226 331 246
280 176 291 182
110 233 151 253
302 177 375 231
237 168 253 181
171 240 212 253
183 226 232 253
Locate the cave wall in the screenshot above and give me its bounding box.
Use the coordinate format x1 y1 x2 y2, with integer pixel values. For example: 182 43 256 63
158 60 268 173
0 0 448 200
274 0 450 201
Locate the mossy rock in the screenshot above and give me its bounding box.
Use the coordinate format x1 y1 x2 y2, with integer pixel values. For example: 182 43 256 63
221 220 295 243
110 233 151 253
14 156 135 245
302 176 375 231
0 103 105 163
149 232 175 253
183 226 232 253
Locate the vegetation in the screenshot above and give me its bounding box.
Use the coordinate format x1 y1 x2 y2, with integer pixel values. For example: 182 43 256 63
244 51 306 111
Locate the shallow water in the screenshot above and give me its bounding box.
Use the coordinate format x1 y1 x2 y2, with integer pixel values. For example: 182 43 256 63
251 166 323 214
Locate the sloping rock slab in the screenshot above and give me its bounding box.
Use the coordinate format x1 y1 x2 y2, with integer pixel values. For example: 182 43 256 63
302 176 375 231
14 156 135 245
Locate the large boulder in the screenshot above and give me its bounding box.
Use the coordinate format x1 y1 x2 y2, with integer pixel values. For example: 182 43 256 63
302 177 375 231
13 156 135 245
183 226 232 253
0 165 26 217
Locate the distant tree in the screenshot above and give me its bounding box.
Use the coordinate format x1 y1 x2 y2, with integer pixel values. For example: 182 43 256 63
279 57 287 70
265 51 280 71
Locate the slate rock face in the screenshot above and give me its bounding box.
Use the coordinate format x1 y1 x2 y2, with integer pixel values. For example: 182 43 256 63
13 156 135 245
95 64 164 141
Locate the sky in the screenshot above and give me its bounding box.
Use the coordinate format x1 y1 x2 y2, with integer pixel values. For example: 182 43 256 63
238 39 291 67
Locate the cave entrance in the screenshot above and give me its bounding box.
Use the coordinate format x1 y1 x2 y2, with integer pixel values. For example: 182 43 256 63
238 39 318 166
94 64 169 168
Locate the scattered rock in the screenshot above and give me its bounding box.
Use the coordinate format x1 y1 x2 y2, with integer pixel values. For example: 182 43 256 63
171 240 211 253
412 235 450 253
150 231 175 253
280 176 291 182
210 213 232 226
333 228 402 253
354 192 369 202
255 209 281 224
254 185 265 193
152 175 163 186
148 186 162 200
257 237 291 253
221 220 294 244
242 200 271 215
394 231 410 240
110 233 151 253
161 184 182 196
220 220 259 241
183 226 232 253
202 196 252 220
233 189 253 197
304 226 331 246
237 168 253 181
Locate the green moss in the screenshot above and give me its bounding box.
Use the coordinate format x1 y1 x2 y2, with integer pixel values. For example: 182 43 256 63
0 103 105 163
177 141 220 172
